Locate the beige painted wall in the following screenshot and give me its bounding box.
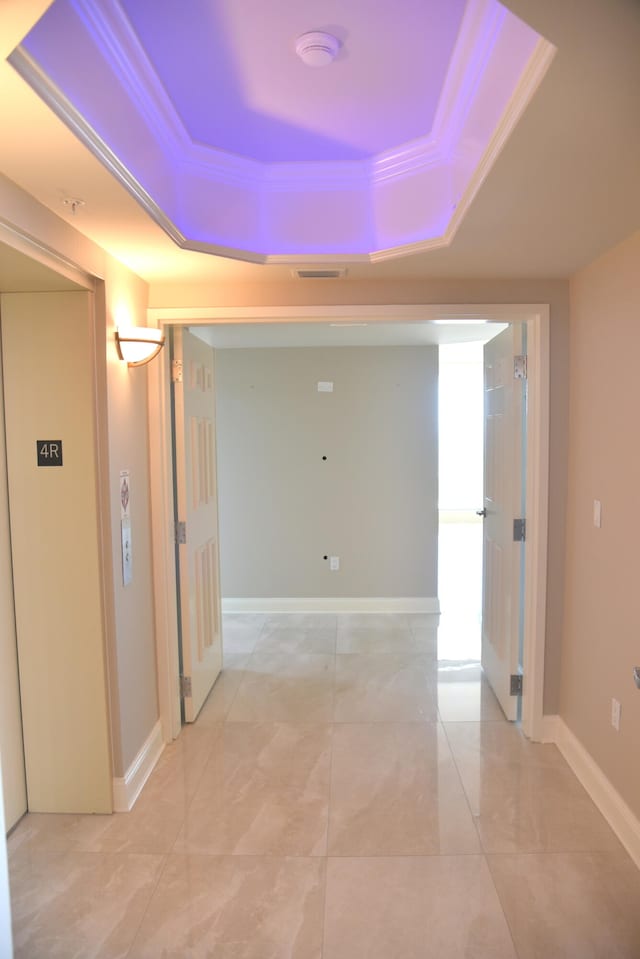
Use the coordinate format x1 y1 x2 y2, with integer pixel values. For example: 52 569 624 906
101 263 158 775
561 230 640 820
1 291 112 812
216 346 438 599
0 336 27 830
0 173 159 786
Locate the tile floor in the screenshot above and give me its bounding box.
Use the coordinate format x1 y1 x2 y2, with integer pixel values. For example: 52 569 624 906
7 613 640 958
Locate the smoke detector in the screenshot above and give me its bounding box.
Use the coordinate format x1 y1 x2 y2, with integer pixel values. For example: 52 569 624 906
295 31 340 68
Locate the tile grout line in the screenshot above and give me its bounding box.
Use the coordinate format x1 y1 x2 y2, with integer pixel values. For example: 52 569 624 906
122 851 171 958
438 718 523 957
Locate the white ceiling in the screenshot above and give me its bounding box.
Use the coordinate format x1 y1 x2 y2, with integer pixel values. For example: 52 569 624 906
195 320 507 350
0 0 638 288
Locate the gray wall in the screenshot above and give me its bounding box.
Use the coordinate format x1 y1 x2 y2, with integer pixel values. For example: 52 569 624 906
216 346 438 599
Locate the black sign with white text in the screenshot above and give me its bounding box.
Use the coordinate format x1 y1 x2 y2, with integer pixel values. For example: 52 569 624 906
37 440 63 467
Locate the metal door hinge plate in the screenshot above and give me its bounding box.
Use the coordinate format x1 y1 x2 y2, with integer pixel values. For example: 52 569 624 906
180 675 192 698
514 355 528 379
172 359 183 383
175 520 186 545
510 673 523 696
513 518 526 542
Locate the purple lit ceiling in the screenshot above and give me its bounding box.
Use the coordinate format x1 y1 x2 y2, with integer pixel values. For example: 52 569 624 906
118 0 466 162
11 0 553 262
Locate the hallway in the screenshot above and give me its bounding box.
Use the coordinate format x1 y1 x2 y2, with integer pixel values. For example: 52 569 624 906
8 613 640 957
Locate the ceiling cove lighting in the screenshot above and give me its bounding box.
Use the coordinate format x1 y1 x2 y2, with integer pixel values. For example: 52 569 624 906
115 326 165 366
13 0 553 262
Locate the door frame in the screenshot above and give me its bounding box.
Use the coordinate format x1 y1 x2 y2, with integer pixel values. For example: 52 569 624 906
147 303 549 742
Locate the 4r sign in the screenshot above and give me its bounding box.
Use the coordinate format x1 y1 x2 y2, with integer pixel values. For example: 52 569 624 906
37 440 63 467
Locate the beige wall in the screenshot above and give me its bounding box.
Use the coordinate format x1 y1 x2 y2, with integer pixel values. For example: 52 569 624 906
0 173 159 786
561 230 640 820
216 346 438 600
102 263 158 775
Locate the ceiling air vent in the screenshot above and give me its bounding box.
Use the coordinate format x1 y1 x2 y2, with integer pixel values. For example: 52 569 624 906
293 268 348 279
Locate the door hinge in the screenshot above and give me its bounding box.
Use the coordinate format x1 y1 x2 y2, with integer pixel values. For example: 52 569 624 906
514 354 528 380
180 675 192 698
172 359 183 383
513 518 526 542
175 520 187 545
510 673 523 696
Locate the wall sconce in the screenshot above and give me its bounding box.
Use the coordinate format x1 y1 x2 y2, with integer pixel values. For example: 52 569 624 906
115 326 165 367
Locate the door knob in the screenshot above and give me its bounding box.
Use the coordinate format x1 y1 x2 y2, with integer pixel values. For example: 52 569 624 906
476 508 487 517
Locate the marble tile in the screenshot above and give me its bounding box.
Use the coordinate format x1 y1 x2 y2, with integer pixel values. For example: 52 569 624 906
6 723 220 859
334 653 437 722
196 663 246 724
444 720 567 770
221 622 263 656
80 798 187 856
18 730 221 857
256 626 336 655
406 612 440 629
437 669 504 722
223 613 266 628
466 763 622 854
336 612 408 629
228 652 335 722
336 625 435 654
131 724 222 807
328 723 480 855
488 851 640 958
175 722 331 855
10 849 164 959
128 854 325 959
8 812 112 859
323 856 517 959
264 613 338 629
445 723 621 853
409 625 439 643
223 650 251 670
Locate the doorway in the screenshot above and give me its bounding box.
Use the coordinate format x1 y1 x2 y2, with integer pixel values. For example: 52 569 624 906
148 304 550 742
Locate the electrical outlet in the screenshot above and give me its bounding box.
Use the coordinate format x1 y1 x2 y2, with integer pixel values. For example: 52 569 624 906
329 555 340 571
611 698 621 731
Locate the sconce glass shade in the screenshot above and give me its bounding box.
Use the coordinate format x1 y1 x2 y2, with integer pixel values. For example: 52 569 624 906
116 326 165 366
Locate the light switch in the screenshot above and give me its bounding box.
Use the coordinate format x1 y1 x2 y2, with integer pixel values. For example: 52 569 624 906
593 499 602 528
317 381 334 392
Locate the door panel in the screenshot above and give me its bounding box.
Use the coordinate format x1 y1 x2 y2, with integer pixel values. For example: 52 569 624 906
173 328 222 721
1 292 112 813
482 325 523 720
0 328 27 830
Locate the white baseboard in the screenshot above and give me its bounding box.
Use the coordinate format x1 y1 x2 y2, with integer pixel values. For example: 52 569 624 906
222 597 440 614
112 719 164 813
547 715 640 870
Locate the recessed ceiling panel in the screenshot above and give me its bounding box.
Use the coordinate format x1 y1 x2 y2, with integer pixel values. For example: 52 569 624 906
119 0 466 162
13 0 553 262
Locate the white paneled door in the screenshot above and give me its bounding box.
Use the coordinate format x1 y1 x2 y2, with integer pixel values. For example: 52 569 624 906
172 328 222 721
481 325 525 720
